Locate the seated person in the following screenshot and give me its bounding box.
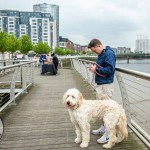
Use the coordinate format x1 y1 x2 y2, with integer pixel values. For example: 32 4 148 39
46 54 53 64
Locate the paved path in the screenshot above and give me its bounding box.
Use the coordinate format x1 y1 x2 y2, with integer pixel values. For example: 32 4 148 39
0 68 148 150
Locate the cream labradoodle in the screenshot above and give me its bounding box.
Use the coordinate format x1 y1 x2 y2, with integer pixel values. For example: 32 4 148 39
63 88 128 149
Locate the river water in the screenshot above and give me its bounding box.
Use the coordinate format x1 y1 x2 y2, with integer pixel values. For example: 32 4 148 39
116 59 150 74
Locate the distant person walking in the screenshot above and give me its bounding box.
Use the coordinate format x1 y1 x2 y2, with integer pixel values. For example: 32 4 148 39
88 38 116 144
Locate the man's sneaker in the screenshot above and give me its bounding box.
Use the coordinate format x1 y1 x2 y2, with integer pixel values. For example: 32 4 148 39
92 126 106 135
97 131 109 144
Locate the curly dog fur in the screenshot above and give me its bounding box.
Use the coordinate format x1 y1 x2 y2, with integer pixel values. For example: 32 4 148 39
63 88 128 149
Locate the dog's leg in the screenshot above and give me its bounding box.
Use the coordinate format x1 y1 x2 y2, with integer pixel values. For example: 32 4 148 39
74 124 82 144
102 113 118 149
79 123 90 148
69 114 82 144
103 127 116 149
116 128 124 143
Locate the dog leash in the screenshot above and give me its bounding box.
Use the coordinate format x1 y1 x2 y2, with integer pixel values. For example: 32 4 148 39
82 73 95 98
82 63 107 97
95 62 107 77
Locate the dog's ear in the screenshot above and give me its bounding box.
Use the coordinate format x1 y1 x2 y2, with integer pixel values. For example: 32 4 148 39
63 92 67 104
78 92 83 105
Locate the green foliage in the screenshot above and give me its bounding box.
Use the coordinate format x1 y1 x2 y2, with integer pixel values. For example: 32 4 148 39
82 50 87 55
64 48 74 55
0 31 8 53
7 34 21 55
34 42 51 54
55 47 65 55
55 47 75 55
20 35 33 54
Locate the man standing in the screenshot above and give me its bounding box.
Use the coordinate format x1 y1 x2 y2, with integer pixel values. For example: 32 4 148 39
88 39 116 144
51 53 59 71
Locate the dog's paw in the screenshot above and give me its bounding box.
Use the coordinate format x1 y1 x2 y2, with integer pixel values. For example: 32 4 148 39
116 138 123 143
80 142 88 148
103 144 112 149
74 138 81 144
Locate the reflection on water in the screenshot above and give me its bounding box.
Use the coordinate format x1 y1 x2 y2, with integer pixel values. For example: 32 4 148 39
116 59 150 74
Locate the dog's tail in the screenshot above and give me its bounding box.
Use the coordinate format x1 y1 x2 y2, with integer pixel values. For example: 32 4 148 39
117 110 128 140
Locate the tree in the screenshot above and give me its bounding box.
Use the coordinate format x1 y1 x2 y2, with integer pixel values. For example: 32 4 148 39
7 34 21 58
34 42 51 54
0 31 8 59
82 50 87 55
64 49 72 55
20 35 33 54
55 47 65 55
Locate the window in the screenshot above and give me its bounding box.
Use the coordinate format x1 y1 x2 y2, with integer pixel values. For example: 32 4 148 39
9 28 14 31
9 22 14 24
32 23 37 25
21 32 26 34
9 25 14 28
32 36 37 38
32 20 36 22
9 18 14 21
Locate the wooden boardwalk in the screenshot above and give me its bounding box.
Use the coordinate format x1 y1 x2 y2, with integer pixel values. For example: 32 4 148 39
0 68 149 150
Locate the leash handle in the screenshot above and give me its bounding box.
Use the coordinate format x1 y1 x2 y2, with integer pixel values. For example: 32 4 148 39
94 62 107 77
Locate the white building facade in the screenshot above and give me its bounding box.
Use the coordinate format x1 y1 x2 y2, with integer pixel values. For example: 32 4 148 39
135 35 150 53
33 3 59 47
0 10 57 48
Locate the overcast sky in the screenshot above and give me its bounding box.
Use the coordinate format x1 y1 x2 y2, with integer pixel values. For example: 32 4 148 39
0 0 150 50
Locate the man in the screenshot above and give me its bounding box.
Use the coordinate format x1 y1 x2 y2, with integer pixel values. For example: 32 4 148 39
51 53 59 71
88 38 116 144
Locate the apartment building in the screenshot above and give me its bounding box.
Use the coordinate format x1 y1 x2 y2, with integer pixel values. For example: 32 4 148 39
0 10 57 48
135 35 150 53
33 3 59 47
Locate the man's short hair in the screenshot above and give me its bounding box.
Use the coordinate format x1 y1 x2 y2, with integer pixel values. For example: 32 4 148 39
51 53 55 56
88 39 102 48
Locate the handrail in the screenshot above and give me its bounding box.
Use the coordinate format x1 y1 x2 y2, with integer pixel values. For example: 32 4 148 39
0 61 35 112
116 67 150 81
0 61 36 71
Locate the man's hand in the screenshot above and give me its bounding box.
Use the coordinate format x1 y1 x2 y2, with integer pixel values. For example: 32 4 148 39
89 65 96 73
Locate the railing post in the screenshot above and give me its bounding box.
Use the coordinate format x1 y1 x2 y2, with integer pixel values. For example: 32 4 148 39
60 59 63 68
115 71 131 124
10 67 19 105
83 62 89 81
70 58 73 69
22 65 28 93
31 63 34 85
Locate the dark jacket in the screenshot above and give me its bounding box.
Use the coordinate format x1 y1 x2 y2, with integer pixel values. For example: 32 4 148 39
53 55 59 65
95 46 116 84
39 54 46 64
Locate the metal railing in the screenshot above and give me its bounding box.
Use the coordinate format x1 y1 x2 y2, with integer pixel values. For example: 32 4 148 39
0 61 35 112
0 59 31 66
71 58 150 148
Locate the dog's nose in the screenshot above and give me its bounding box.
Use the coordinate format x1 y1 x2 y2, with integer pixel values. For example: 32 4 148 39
67 101 70 105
